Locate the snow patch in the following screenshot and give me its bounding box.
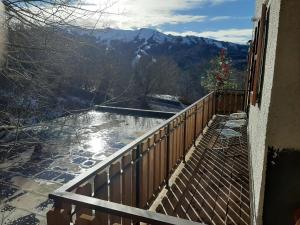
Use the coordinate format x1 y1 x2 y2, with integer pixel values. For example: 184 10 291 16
89 28 170 45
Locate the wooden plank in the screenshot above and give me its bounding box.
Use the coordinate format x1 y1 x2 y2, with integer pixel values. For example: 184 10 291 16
208 95 212 120
122 154 133 206
212 93 216 115
199 103 203 134
196 106 199 137
94 171 108 225
47 208 71 225
148 136 155 203
177 118 182 162
186 112 190 148
154 132 161 193
203 99 208 126
171 120 176 169
189 110 193 147
75 183 92 218
122 153 133 225
229 92 233 113
224 92 228 114
140 141 149 208
178 118 182 162
160 128 167 186
174 119 179 166
234 92 238 112
180 115 185 158
237 94 243 111
192 107 196 143
109 162 121 224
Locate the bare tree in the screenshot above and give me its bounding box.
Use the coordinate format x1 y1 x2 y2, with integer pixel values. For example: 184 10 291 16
132 55 181 108
0 0 118 163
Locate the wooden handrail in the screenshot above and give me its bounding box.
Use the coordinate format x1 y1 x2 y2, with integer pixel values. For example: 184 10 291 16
49 192 204 225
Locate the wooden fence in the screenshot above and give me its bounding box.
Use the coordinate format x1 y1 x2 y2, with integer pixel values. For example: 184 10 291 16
47 90 244 225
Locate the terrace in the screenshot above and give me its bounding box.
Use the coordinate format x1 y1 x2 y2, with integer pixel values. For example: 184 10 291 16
47 90 248 225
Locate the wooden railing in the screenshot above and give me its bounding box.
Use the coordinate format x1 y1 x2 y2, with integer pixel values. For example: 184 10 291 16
47 90 244 225
215 89 245 115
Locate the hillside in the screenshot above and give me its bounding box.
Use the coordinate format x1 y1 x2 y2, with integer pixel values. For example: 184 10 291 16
70 28 248 71
1 26 248 124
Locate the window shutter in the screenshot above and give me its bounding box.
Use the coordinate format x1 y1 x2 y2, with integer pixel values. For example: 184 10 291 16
257 7 270 105
251 3 267 105
245 28 257 108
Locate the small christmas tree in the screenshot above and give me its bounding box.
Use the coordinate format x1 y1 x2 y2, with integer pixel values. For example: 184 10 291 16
203 49 238 92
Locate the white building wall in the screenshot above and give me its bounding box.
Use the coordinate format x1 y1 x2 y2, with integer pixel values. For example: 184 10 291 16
266 0 300 150
248 0 281 224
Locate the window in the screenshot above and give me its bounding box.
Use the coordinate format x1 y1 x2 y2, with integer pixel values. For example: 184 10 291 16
257 7 270 106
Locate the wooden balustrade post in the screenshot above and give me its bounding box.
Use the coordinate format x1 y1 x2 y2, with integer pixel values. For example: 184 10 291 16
109 162 121 224
183 112 187 163
193 105 197 147
201 100 205 131
223 90 226 114
47 200 71 225
208 96 211 122
217 91 219 114
212 92 215 115
135 144 141 208
94 171 108 225
165 124 170 189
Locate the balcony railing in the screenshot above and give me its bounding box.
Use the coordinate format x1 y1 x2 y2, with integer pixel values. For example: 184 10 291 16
47 90 245 225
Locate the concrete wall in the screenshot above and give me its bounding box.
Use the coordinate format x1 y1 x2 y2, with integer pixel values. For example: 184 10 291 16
248 0 281 224
249 0 300 224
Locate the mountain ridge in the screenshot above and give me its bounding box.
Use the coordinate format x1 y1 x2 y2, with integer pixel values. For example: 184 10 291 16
70 27 246 48
67 27 248 70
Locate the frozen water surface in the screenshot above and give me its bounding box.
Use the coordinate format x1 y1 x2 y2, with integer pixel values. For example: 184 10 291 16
0 111 164 224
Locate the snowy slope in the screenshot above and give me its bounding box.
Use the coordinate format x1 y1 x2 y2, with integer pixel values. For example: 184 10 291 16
68 27 248 70
71 27 237 49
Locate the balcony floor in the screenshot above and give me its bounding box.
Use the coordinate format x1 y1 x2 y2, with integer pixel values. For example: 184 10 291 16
154 115 250 225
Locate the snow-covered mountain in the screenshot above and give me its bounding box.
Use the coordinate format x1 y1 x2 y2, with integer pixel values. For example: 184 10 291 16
68 27 248 70
72 27 241 49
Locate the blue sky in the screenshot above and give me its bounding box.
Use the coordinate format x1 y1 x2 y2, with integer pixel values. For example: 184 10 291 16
160 0 254 32
84 0 255 44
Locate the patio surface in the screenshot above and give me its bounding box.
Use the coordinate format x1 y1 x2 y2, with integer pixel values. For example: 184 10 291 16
155 115 250 225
